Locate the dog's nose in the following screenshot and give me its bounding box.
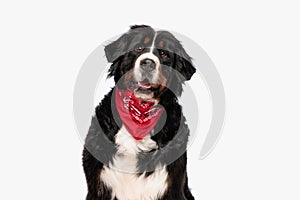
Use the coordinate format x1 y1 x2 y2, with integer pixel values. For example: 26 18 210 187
140 59 156 71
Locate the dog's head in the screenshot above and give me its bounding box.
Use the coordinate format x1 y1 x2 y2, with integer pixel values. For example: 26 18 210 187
105 25 196 101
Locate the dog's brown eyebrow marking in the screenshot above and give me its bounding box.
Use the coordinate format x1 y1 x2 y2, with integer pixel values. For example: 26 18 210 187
159 41 164 48
144 37 151 44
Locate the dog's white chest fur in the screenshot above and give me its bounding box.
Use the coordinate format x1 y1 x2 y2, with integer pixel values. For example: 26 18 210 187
100 126 169 200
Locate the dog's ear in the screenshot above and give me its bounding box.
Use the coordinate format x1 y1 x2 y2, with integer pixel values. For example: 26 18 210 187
107 56 123 82
104 34 129 63
159 31 196 81
177 55 196 81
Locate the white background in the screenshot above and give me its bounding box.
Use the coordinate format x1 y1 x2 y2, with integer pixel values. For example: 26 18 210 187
1 0 300 199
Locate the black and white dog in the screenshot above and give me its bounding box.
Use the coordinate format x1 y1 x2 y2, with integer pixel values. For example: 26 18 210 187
83 25 196 200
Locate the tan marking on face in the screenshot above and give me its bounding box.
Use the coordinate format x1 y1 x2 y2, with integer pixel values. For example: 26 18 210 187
144 37 151 44
124 69 134 88
159 41 164 48
158 71 167 93
151 66 168 100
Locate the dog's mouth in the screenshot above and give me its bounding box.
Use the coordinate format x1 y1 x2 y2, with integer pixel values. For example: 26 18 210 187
132 78 156 91
130 78 158 100
125 75 165 101
138 78 152 89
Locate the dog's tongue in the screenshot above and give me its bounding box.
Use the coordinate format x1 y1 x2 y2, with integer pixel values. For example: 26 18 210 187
115 88 163 140
139 79 152 89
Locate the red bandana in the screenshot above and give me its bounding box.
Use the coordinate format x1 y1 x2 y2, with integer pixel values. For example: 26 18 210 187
115 87 163 140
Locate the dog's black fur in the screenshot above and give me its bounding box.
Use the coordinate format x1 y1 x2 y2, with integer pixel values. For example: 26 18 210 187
83 25 196 200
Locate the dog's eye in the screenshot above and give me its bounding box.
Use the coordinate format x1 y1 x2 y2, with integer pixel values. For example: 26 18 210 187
159 50 168 58
135 47 144 53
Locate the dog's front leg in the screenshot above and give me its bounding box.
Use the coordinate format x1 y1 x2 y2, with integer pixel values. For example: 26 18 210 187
82 147 102 199
83 148 115 200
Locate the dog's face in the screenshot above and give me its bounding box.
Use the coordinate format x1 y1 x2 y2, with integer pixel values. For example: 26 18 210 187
105 25 196 100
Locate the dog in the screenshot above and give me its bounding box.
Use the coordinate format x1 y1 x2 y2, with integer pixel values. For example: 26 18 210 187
83 25 196 200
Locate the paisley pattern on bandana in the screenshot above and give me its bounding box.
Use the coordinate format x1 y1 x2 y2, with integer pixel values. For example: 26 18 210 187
115 88 163 140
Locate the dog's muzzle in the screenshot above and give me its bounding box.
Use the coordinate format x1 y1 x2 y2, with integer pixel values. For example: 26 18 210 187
134 52 160 84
